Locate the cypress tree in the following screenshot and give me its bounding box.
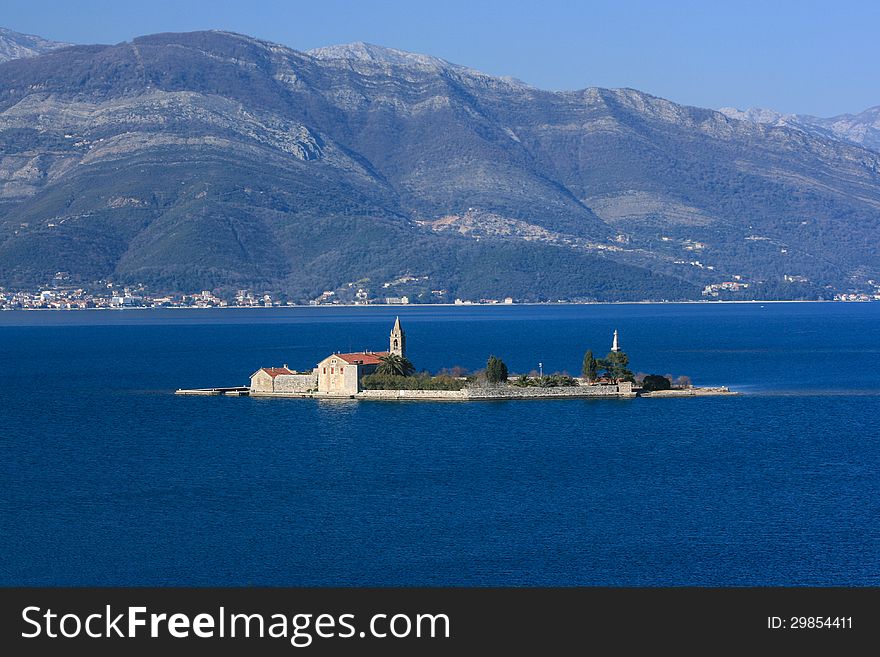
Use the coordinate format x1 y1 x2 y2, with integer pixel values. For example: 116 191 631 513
582 349 598 381
486 355 509 384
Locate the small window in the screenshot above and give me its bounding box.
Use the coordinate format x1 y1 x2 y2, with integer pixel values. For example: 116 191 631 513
323 367 326 374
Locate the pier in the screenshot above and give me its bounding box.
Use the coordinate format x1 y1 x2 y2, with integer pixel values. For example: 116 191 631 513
175 386 250 396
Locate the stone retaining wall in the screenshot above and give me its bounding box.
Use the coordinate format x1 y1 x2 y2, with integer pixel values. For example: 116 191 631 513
356 383 634 401
357 389 467 401
465 383 633 400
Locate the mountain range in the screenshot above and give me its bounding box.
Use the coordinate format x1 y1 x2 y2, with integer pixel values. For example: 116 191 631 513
719 105 880 156
0 28 878 302
0 27 69 63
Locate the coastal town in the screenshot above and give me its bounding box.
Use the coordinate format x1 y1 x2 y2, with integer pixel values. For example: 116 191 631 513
0 283 518 310
1 264 880 311
2 283 879 310
177 318 736 401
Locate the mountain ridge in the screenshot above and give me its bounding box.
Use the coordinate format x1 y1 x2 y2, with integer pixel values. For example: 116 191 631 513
719 105 880 154
0 29 878 302
0 27 70 63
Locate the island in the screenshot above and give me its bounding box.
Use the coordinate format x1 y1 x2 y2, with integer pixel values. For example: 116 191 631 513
176 318 737 401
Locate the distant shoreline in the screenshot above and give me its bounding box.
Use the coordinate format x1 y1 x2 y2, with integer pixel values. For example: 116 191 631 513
0 298 863 312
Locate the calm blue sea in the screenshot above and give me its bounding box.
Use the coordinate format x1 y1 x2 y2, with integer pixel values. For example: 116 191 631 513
1 302 878 586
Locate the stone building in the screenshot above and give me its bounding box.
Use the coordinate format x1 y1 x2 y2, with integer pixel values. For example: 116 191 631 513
250 366 316 394
250 318 408 396
316 351 386 394
316 317 407 394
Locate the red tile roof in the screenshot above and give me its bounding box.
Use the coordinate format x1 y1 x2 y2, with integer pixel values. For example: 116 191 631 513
261 367 295 378
332 352 389 365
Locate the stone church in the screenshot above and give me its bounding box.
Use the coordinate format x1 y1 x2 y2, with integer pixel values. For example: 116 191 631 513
316 316 406 394
249 317 406 396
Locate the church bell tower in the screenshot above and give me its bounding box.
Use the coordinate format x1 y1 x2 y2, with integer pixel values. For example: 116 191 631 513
390 316 406 358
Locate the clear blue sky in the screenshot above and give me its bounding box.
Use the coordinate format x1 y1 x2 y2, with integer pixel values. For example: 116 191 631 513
3 0 878 116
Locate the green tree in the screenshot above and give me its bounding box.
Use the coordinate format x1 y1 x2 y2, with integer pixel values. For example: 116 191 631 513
642 374 672 391
600 351 634 383
486 355 509 384
582 349 598 381
377 353 415 377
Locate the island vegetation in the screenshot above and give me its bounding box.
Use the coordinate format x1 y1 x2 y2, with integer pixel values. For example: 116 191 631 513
358 344 694 394
486 355 509 384
640 374 672 391
376 353 416 377
362 353 467 390
511 373 578 388
636 373 692 390
360 372 467 391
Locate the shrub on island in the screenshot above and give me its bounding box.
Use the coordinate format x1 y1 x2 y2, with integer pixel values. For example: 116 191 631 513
511 374 578 388
361 373 467 391
538 374 578 387
641 374 672 391
511 374 535 387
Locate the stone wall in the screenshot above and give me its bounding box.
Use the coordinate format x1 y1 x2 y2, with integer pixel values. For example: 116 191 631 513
465 383 634 400
357 389 467 401
355 383 634 401
273 373 317 393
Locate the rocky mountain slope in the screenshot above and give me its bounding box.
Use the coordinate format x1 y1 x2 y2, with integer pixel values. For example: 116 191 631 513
0 27 69 63
0 30 878 301
720 105 880 154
